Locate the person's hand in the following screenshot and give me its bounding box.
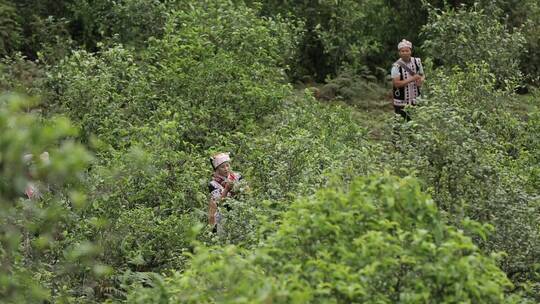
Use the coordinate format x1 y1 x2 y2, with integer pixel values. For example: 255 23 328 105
416 76 424 87
223 181 234 194
408 74 420 84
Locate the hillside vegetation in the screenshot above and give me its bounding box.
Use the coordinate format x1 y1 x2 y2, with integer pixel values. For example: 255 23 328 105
0 0 539 303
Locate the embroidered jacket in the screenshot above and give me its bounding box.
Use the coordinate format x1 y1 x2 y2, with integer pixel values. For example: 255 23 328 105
208 172 242 202
391 57 424 106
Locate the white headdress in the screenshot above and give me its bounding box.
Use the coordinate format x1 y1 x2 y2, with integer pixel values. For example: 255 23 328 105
211 152 230 170
23 153 33 163
398 39 413 50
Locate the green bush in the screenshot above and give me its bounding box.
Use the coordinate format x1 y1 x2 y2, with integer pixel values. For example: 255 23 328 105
126 174 522 303
86 0 168 47
242 93 376 202
475 0 540 84
3 1 538 302
389 64 540 300
266 174 521 303
0 0 22 57
126 245 285 304
0 94 92 303
422 4 525 87
104 207 197 271
520 110 540 192
35 3 300 300
45 1 297 150
0 53 45 95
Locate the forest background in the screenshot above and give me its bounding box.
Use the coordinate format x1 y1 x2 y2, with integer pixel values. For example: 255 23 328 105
1 0 539 303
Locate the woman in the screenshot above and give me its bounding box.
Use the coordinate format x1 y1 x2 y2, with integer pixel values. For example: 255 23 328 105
208 152 242 233
391 39 425 121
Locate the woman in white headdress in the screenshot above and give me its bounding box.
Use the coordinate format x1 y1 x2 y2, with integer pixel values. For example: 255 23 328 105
391 39 425 121
207 152 243 233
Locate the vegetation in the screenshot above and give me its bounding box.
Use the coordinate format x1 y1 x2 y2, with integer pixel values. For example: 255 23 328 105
0 0 539 303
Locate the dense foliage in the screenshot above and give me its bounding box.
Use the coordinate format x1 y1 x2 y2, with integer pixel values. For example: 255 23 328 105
0 0 539 303
389 64 540 299
0 94 92 303
0 0 21 57
127 175 521 303
422 4 525 86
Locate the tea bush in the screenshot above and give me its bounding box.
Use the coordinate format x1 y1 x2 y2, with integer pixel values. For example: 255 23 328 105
242 92 381 202
389 64 540 300
1 1 539 302
0 94 92 303
0 53 45 95
422 4 525 86
35 2 301 300
45 1 297 150
127 174 522 303
477 0 540 85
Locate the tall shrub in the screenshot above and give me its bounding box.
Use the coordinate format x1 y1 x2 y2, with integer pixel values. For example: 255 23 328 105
422 4 525 86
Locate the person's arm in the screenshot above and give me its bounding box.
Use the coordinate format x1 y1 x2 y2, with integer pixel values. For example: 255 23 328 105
393 74 422 88
208 180 234 226
208 182 224 226
208 198 218 226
